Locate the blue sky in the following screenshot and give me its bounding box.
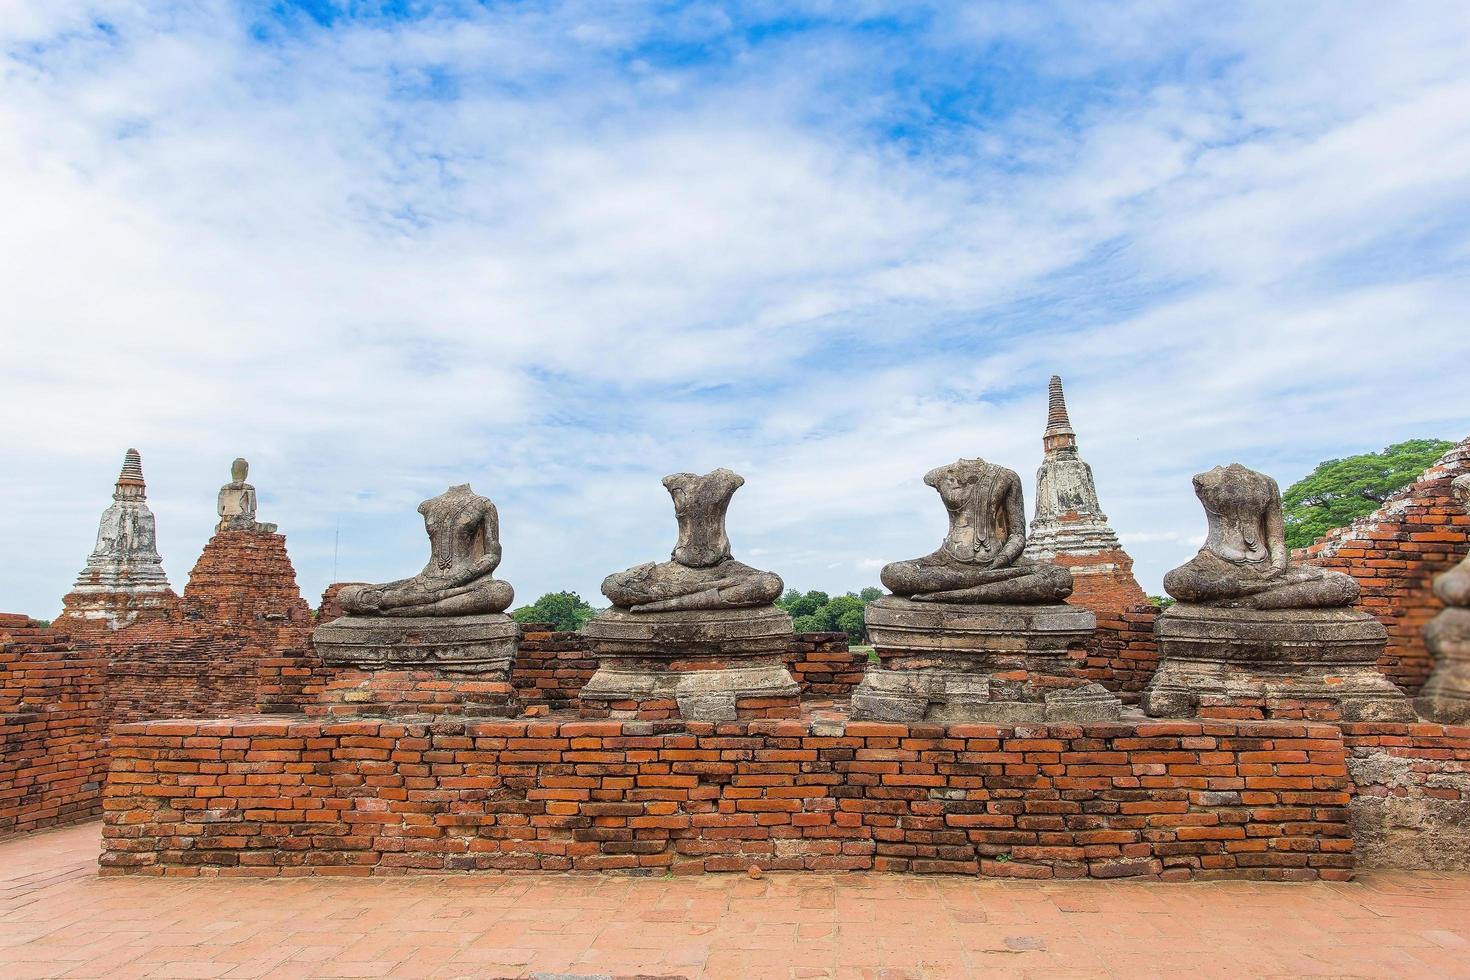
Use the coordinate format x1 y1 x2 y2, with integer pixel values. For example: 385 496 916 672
2 1 1468 617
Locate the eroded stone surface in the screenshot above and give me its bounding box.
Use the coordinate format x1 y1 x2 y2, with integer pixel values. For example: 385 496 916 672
337 484 514 618
880 458 1072 604
585 470 796 719
1143 604 1414 721
852 597 1116 723
601 468 783 613
57 449 178 631
1165 463 1358 610
216 457 277 533
580 605 797 718
1418 473 1470 721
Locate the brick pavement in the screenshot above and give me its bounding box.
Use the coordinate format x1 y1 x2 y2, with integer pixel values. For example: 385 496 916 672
4 821 1470 979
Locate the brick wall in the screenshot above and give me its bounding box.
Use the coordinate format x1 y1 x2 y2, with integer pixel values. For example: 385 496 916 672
786 632 866 699
512 624 598 709
81 530 317 725
1342 722 1470 870
1083 604 1159 695
0 615 107 836
103 623 256 725
100 714 1352 881
1301 438 1470 693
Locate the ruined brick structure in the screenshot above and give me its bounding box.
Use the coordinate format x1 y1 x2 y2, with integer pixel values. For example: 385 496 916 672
512 624 600 710
1301 437 1470 693
786 632 867 699
1342 721 1470 870
97 530 315 725
55 450 179 634
0 615 106 836
100 714 1352 881
1024 377 1158 693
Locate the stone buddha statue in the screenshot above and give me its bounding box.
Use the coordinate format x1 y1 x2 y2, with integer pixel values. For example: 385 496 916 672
602 468 784 613
881 457 1072 603
1434 475 1470 608
216 458 276 533
1163 463 1358 609
337 484 514 618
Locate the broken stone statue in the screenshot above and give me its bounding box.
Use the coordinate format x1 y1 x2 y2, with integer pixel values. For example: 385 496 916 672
1144 463 1413 721
1417 474 1470 722
312 484 519 715
216 458 278 533
852 456 1118 724
581 468 797 721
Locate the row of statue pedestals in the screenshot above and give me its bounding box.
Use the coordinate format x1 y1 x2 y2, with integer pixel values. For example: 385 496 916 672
312 458 1470 725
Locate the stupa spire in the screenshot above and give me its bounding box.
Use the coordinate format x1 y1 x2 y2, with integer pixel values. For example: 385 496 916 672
1042 376 1077 457
114 448 147 500
1025 376 1147 610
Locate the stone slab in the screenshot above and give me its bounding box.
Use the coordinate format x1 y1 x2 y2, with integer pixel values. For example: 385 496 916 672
1143 603 1415 721
864 597 1095 660
582 603 794 658
311 613 518 673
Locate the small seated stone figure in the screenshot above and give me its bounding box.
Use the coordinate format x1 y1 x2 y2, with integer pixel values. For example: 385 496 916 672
1434 474 1470 609
881 457 1072 604
602 468 783 613
337 484 514 618
216 457 276 533
1163 463 1359 609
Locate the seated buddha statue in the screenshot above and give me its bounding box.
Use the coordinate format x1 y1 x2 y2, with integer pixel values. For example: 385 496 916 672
881 457 1072 604
1163 463 1358 609
1433 474 1470 609
602 468 784 613
216 457 276 533
338 484 514 618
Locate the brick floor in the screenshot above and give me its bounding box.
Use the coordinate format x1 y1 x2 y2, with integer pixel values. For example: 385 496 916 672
3 823 1470 978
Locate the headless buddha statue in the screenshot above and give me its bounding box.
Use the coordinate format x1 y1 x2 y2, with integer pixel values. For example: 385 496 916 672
1163 463 1358 609
602 468 784 613
338 484 514 618
1434 474 1470 609
881 457 1072 604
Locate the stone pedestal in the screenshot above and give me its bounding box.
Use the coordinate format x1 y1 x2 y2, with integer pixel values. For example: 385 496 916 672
850 597 1117 723
311 613 519 717
1418 608 1470 722
579 605 798 721
1143 604 1415 722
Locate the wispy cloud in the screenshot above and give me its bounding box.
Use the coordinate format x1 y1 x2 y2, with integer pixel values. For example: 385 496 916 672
2 1 1467 615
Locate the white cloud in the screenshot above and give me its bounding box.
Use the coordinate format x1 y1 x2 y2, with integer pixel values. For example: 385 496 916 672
1 1 1467 618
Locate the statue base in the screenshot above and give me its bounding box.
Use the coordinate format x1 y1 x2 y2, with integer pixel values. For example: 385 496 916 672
1142 604 1415 722
850 597 1117 723
1417 607 1470 723
579 605 798 721
310 613 519 718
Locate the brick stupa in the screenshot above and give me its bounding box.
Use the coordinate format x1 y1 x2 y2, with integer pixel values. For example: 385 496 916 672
56 449 179 632
1024 376 1147 611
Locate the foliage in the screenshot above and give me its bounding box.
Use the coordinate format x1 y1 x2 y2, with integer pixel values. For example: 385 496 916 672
511 591 597 632
1282 439 1454 550
777 588 881 644
1148 595 1175 611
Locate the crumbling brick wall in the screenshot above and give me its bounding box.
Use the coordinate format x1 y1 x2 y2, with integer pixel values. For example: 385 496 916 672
1341 722 1470 870
100 715 1353 881
786 632 867 699
1082 604 1160 695
1300 438 1470 693
0 615 107 836
512 624 598 709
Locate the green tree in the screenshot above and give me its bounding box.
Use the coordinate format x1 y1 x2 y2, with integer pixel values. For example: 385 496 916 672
859 587 882 602
511 591 597 632
791 613 825 633
1282 439 1454 549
